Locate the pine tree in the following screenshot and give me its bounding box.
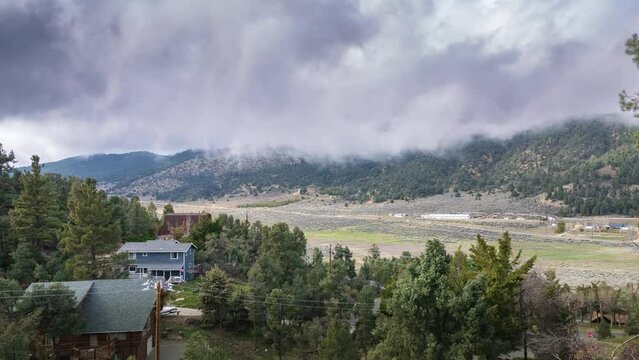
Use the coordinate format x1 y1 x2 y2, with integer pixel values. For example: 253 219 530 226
469 232 536 357
146 202 161 236
199 266 231 327
620 33 639 118
626 302 639 335
0 322 30 360
248 223 307 297
369 240 455 358
8 243 38 285
182 333 227 360
353 285 377 354
0 278 21 325
18 283 84 357
265 288 295 360
0 143 19 271
59 178 121 279
8 156 63 282
125 197 153 242
318 317 358 360
163 203 175 215
9 156 62 251
597 320 612 339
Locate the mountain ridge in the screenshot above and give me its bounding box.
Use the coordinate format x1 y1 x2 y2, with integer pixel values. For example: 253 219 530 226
36 119 639 216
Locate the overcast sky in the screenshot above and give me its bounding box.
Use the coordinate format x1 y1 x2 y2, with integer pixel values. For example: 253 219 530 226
1 0 639 164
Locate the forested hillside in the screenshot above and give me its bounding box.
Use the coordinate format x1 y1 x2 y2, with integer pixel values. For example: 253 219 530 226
40 120 639 216
34 150 202 184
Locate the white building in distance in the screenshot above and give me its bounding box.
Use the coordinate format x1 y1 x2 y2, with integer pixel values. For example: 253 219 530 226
421 213 471 220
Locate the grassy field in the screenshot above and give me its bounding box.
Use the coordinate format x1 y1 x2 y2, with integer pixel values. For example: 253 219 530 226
168 278 201 308
168 278 251 309
306 228 636 266
238 198 302 208
152 192 639 286
306 228 403 244
305 226 639 285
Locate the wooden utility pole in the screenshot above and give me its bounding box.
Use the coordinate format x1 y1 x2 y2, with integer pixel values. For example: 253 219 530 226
520 288 527 360
278 300 283 360
155 281 162 360
328 244 332 270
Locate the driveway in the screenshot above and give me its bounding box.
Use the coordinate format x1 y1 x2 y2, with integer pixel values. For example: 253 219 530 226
175 307 202 317
148 340 187 360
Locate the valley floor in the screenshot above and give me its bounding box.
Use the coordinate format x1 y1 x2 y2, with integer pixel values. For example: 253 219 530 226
145 192 639 286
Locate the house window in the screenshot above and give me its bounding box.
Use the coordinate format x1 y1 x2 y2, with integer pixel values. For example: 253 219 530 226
128 252 136 260
170 252 178 259
129 265 136 273
142 252 148 257
90 335 98 347
111 333 126 341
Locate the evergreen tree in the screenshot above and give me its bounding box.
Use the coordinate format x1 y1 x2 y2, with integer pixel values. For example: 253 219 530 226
163 203 175 215
188 214 213 250
556 221 566 234
248 223 307 297
8 156 63 282
469 232 536 357
353 285 377 354
0 322 30 360
620 33 639 118
307 248 327 311
182 333 228 360
626 302 639 335
8 243 38 285
0 143 19 271
108 196 130 241
265 288 296 360
370 240 490 359
0 278 21 324
597 320 612 339
146 202 161 236
18 283 84 356
199 266 231 327
9 156 62 251
125 197 154 242
59 178 122 279
318 317 358 360
333 244 356 279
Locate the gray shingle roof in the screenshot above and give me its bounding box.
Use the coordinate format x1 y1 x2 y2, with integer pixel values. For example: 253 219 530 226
118 239 195 253
26 279 157 334
82 279 157 334
26 280 94 304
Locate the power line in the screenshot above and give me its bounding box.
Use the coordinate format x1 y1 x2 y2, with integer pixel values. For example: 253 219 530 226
0 284 376 305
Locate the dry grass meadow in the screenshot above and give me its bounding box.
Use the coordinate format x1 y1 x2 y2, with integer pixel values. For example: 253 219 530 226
145 192 639 286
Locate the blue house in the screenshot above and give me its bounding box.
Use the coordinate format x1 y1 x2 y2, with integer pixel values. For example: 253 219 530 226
118 239 197 282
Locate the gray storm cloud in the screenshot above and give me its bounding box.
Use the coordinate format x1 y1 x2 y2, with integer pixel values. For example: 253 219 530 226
1 0 639 163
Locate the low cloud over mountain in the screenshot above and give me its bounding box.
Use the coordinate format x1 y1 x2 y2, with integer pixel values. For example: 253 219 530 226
1 0 639 163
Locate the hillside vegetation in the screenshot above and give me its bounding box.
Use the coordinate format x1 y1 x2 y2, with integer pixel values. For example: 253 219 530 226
41 119 639 216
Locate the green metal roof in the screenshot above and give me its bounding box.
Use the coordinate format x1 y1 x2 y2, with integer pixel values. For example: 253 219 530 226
26 280 94 304
26 279 157 334
82 279 157 334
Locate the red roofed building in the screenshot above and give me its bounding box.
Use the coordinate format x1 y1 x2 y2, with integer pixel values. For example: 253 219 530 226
160 212 211 236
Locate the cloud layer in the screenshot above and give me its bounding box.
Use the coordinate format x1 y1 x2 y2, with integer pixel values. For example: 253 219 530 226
1 0 639 164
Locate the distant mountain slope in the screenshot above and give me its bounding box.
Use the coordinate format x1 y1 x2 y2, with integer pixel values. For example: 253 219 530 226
37 150 201 183
39 119 639 216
